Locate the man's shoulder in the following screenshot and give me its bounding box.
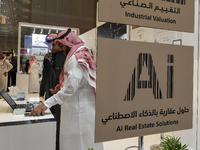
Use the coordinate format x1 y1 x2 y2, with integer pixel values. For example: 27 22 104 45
67 55 77 64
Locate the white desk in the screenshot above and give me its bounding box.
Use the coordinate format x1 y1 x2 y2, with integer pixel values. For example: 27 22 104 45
0 98 56 150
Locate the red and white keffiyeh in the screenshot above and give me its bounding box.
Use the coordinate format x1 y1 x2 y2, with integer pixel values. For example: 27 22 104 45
28 56 38 72
0 53 6 66
55 29 96 90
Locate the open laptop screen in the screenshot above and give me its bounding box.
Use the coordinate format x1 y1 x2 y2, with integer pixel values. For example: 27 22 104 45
0 89 16 110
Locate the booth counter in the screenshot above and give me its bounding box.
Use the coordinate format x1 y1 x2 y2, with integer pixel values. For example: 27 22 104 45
0 97 56 150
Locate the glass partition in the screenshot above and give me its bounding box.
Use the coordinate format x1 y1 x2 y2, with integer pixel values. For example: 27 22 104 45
17 22 79 75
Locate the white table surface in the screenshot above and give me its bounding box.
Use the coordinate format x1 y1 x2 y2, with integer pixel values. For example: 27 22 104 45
0 95 56 150
0 96 55 125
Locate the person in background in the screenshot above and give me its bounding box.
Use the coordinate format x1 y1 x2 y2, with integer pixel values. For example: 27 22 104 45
28 56 39 93
30 29 104 150
0 53 13 92
40 33 58 101
40 53 56 101
10 59 17 86
40 52 59 150
24 59 29 73
51 44 67 86
45 33 67 85
41 33 63 150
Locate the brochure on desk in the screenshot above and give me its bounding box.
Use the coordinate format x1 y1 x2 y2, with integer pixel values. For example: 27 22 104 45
95 38 193 143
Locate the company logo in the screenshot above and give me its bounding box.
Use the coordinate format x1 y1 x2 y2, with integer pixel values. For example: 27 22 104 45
161 0 186 5
124 53 174 101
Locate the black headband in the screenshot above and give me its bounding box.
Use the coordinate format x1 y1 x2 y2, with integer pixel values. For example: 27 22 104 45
45 28 71 43
57 28 71 39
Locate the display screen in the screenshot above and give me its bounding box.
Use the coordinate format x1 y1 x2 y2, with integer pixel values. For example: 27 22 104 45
32 34 47 47
0 89 16 110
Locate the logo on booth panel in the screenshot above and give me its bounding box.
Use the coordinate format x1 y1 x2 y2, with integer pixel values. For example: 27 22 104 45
124 53 174 101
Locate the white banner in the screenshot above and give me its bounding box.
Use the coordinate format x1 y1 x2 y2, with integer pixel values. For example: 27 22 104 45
99 0 194 33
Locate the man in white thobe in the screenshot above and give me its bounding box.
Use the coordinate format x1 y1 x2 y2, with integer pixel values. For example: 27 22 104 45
30 29 104 150
0 53 13 92
28 56 39 93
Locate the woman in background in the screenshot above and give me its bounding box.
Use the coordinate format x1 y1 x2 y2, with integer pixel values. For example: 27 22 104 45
28 56 39 93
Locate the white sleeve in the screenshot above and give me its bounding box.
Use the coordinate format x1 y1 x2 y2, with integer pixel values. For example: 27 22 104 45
4 60 13 72
44 55 83 108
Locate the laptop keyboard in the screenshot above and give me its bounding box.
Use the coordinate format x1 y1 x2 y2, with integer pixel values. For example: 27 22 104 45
16 104 27 109
16 104 34 110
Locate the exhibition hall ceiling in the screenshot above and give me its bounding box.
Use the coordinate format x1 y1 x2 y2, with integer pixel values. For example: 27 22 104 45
0 0 98 53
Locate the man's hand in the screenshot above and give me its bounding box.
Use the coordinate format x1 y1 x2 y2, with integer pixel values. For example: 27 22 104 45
3 72 6 77
49 84 60 94
29 103 48 116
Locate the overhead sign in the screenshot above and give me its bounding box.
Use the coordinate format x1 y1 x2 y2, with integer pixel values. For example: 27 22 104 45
95 38 193 143
98 0 194 33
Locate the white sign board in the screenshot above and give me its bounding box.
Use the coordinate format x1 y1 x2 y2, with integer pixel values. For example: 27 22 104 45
95 38 193 142
99 0 194 33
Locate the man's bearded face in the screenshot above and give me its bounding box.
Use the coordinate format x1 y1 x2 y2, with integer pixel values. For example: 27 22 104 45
0 54 3 59
58 43 69 55
52 43 62 53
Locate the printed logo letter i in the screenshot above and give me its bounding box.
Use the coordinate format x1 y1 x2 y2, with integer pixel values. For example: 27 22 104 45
167 55 174 99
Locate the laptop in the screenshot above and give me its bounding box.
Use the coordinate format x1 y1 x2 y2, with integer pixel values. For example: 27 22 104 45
0 89 38 112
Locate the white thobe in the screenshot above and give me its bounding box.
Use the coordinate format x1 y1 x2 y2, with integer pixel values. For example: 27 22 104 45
28 63 39 93
0 59 13 92
44 55 104 150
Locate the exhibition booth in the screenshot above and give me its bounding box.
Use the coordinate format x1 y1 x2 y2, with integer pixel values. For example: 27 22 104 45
0 0 199 150
15 23 79 94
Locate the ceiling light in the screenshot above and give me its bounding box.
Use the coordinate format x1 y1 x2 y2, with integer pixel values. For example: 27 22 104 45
12 0 31 5
0 30 9 32
14 15 29 19
48 29 51 34
1 27 8 29
13 7 30 13
40 28 43 34
33 27 36 34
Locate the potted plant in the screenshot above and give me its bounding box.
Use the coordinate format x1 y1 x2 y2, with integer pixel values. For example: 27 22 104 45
150 135 188 150
159 135 188 150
